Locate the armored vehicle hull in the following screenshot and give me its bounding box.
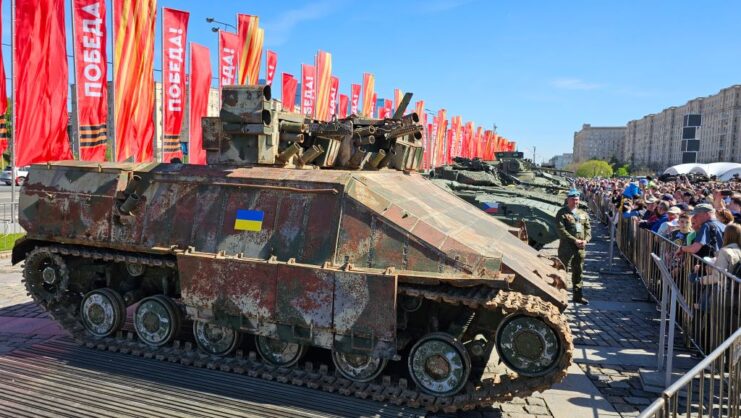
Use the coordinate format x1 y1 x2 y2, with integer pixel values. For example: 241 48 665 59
430 158 572 249
14 86 572 413
432 179 561 249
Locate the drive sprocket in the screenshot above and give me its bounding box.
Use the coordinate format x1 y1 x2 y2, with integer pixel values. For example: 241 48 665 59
23 247 70 304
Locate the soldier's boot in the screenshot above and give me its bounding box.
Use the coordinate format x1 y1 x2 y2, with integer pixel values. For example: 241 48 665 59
573 289 589 305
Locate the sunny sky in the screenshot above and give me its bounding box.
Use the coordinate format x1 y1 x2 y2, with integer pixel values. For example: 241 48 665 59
2 0 741 162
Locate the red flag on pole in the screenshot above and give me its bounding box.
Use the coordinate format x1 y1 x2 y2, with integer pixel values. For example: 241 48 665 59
15 0 72 166
218 30 239 88
350 84 361 115
361 73 375 118
393 89 402 113
162 8 189 163
314 50 332 121
114 0 156 162
338 94 348 119
237 14 258 85
265 50 277 86
370 92 377 118
282 73 297 113
381 99 392 119
328 76 339 118
300 64 315 117
72 0 107 161
188 43 211 165
377 102 388 119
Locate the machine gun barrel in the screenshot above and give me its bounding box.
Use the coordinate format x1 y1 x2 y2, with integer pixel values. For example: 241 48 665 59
304 121 353 139
376 123 423 140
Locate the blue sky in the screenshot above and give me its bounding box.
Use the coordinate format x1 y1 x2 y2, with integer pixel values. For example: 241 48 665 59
3 0 741 162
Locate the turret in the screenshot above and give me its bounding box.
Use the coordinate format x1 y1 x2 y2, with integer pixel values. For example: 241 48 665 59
201 85 424 171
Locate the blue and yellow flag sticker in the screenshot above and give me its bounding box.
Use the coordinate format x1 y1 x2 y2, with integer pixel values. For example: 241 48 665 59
234 209 264 232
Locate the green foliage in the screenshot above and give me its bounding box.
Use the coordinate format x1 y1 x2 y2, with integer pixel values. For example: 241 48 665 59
0 233 24 252
615 164 630 177
576 160 613 178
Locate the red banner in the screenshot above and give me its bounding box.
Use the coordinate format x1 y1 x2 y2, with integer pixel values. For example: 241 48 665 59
379 99 392 119
72 0 107 161
282 73 297 113
15 0 72 166
434 110 447 167
237 14 259 85
218 30 239 88
300 64 316 117
338 94 348 119
350 84 360 115
0 0 7 156
328 76 339 118
370 92 377 118
393 89 402 114
189 43 211 165
265 50 277 86
162 8 189 163
114 0 156 162
314 50 332 121
361 73 375 118
377 103 388 119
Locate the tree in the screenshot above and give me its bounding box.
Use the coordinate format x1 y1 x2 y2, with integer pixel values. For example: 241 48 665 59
615 164 630 177
576 160 613 178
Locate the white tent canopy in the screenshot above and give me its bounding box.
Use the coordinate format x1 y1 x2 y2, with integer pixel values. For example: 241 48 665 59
664 162 741 180
663 164 700 176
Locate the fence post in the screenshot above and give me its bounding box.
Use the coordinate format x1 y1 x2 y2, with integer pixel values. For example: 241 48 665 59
641 254 693 392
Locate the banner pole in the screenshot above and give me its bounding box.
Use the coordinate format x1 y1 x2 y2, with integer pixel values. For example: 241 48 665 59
187 42 192 163
10 0 16 224
109 0 116 161
70 0 80 160
157 6 163 163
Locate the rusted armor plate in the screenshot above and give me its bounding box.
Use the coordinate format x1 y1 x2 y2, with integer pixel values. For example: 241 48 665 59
178 252 397 356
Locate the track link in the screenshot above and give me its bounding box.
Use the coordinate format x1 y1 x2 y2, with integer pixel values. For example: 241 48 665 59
23 245 573 413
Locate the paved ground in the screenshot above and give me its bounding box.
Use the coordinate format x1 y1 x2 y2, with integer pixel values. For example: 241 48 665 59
0 215 693 417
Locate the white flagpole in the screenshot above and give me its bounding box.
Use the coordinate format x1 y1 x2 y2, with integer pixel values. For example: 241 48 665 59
109 0 116 161
10 0 16 223
70 0 80 160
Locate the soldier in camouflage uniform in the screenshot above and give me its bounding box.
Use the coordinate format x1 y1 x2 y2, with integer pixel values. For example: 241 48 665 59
556 190 591 305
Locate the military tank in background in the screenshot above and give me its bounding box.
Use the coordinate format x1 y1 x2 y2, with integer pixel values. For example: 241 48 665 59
429 158 577 249
14 85 572 413
494 152 573 190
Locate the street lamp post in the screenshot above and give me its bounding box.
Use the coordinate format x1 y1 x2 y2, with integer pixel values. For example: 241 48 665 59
206 17 236 32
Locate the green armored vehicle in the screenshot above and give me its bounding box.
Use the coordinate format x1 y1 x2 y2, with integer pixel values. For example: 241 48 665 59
430 157 577 249
494 152 572 191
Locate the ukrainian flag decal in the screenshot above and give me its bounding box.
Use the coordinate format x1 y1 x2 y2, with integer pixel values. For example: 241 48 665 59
234 209 264 232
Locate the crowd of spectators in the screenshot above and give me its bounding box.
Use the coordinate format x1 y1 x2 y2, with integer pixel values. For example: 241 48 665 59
578 175 741 278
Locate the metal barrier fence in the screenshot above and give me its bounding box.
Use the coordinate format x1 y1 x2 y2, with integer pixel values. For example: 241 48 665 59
0 202 22 240
615 210 741 356
638 327 741 418
585 190 741 416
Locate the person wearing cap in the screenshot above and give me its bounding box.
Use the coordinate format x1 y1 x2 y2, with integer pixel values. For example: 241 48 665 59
677 203 725 258
556 189 591 305
657 206 682 238
639 197 658 223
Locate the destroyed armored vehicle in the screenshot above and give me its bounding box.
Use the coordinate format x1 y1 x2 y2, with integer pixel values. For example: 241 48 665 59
430 158 571 249
14 85 572 413
493 152 572 191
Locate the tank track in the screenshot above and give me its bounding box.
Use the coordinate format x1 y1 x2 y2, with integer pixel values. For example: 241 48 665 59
23 244 573 413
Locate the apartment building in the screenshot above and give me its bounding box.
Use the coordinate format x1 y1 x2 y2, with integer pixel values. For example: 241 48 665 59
621 85 741 170
572 124 626 163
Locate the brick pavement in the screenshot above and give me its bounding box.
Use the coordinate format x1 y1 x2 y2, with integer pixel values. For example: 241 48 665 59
0 217 678 418
557 215 697 418
0 261 61 355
